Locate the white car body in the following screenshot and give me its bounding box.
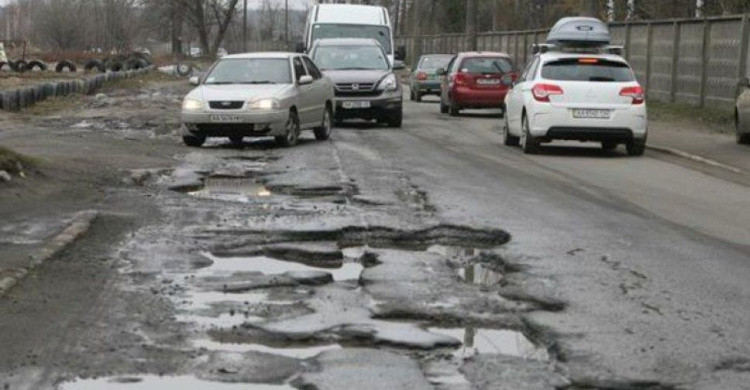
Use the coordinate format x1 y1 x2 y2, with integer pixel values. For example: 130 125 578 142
504 51 647 155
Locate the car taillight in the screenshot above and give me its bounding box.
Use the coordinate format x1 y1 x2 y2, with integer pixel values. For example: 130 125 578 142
532 83 563 102
416 71 427 81
454 73 468 86
620 86 645 105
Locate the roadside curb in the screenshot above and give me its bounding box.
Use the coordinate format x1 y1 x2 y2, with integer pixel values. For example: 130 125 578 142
647 144 745 174
0 210 99 297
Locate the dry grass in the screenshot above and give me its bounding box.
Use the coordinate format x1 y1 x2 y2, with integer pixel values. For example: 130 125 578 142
648 100 734 134
0 145 37 175
24 95 84 116
100 71 182 92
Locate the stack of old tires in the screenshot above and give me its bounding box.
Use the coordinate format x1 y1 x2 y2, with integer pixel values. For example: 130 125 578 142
82 52 152 74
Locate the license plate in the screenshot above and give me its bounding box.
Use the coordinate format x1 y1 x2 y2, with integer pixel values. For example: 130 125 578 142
572 109 611 119
342 101 371 109
210 115 242 123
477 78 501 85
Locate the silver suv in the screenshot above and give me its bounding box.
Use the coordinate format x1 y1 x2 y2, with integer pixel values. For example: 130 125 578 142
181 52 335 147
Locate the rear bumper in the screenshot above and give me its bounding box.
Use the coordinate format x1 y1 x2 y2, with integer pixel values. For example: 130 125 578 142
529 104 648 142
452 86 508 108
413 80 441 94
181 109 288 137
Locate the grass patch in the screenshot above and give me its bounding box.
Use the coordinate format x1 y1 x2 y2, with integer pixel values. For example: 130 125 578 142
101 71 182 92
649 100 734 133
24 94 84 116
0 145 37 175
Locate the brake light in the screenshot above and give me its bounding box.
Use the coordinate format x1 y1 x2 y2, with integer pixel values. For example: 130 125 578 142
455 73 468 86
620 86 645 105
578 58 599 64
532 83 563 102
416 71 427 81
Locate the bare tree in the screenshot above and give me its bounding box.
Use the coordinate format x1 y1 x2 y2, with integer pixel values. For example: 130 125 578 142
174 0 241 56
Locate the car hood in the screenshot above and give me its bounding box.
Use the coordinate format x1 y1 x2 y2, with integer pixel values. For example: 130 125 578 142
322 69 391 85
188 84 292 102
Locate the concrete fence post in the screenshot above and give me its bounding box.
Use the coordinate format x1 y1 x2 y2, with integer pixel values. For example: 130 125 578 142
625 22 632 62
645 22 654 96
670 21 681 103
700 19 711 107
737 14 750 98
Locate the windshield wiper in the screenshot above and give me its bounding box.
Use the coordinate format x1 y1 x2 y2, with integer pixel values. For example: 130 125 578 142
335 67 379 71
245 81 277 84
205 81 278 85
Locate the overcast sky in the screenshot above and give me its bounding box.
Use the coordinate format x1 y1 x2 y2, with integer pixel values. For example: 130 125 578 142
0 0 313 8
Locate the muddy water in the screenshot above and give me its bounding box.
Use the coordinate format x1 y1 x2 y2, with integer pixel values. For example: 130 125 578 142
186 178 273 203
203 253 364 281
58 376 295 390
193 338 341 358
457 264 503 286
430 328 549 361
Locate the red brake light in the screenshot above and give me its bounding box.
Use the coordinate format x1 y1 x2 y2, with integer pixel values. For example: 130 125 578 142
578 58 599 64
454 73 467 86
532 83 563 102
416 71 427 81
620 85 645 105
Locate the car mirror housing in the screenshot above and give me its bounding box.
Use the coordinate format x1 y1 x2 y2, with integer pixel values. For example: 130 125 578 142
501 74 515 87
436 68 446 76
298 75 314 85
189 76 200 86
395 45 406 61
392 60 406 71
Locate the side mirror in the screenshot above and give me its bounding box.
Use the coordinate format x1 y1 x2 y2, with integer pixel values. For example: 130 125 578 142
189 76 200 86
392 60 405 71
501 74 514 87
298 75 314 85
295 42 305 53
395 45 406 61
436 68 446 76
738 77 750 89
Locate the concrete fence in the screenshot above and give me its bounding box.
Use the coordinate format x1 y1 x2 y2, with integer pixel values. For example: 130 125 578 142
396 14 750 111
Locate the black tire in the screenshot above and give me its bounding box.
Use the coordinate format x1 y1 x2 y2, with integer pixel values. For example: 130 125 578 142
183 135 205 147
176 63 193 77
415 90 422 102
520 114 540 154
409 89 415 101
314 107 333 140
229 136 244 144
626 139 646 156
737 115 750 145
10 60 27 73
449 99 460 116
387 109 403 128
128 58 148 70
84 59 106 73
27 60 47 71
275 111 301 147
109 61 124 72
502 114 519 146
55 60 77 73
440 99 449 114
601 141 618 151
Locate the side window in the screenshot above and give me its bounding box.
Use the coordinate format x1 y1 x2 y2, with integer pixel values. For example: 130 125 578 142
446 56 457 74
519 57 538 83
293 57 307 82
528 58 540 81
302 56 322 79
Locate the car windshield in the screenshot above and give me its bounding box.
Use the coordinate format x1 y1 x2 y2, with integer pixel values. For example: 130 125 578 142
460 57 513 74
542 58 635 82
419 56 452 70
312 24 392 53
204 58 291 85
312 45 390 71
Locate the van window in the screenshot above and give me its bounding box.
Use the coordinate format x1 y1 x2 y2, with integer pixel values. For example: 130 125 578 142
312 24 391 53
542 58 635 82
459 57 513 74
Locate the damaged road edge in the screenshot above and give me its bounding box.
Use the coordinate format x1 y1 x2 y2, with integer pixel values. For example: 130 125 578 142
0 210 98 296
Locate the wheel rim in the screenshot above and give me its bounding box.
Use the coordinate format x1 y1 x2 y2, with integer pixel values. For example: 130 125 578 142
323 110 332 137
286 116 299 144
520 118 528 148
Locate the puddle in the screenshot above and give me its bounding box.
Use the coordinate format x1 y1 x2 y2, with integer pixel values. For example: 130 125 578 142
184 178 273 203
457 264 503 286
185 290 269 310
428 245 480 259
58 375 295 390
193 338 341 358
177 312 263 329
204 253 363 282
429 328 549 361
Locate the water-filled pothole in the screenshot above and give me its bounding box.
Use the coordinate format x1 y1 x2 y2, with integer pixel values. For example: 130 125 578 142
193 338 341 358
457 264 504 286
183 178 273 203
204 253 363 282
58 376 296 390
429 327 549 361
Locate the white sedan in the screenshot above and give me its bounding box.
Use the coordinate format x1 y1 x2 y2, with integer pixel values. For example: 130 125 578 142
503 52 647 156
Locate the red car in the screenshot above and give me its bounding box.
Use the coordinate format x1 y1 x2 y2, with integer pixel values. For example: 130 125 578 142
437 52 517 116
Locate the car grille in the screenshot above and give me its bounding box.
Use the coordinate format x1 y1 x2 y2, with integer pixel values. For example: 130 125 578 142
336 83 375 92
209 101 244 109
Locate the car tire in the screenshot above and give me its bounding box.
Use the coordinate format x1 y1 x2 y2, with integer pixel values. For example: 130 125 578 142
520 114 539 154
409 89 415 101
27 60 47 71
737 117 750 145
229 136 243 144
415 90 422 102
440 99 449 114
55 60 77 73
314 107 333 141
449 98 460 116
10 60 27 73
626 139 646 156
183 135 205 147
84 59 106 73
601 141 618 151
387 109 403 128
502 114 519 146
276 110 301 147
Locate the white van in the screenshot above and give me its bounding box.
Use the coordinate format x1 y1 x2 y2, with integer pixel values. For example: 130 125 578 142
298 4 405 65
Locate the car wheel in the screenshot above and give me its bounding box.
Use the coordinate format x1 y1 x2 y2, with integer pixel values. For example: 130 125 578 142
626 139 646 156
449 99 460 116
737 116 750 145
314 107 333 141
502 114 519 146
183 135 205 147
275 111 300 147
415 90 422 102
520 114 539 154
601 141 618 151
229 136 243 144
440 98 449 114
387 109 403 128
409 89 415 101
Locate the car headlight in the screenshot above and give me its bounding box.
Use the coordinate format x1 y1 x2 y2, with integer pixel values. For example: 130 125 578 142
377 73 398 91
248 98 280 110
182 99 203 111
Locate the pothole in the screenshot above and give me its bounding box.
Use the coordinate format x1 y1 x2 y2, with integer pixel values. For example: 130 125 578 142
457 264 504 286
58 376 295 390
179 178 274 203
429 327 549 361
193 338 341 359
202 253 363 282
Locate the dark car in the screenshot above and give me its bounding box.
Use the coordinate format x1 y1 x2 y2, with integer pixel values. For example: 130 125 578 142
736 77 750 145
437 52 517 116
310 38 404 127
409 54 453 102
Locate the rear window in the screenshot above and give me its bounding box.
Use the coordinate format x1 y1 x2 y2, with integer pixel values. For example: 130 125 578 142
542 58 635 82
459 57 513 74
419 56 452 70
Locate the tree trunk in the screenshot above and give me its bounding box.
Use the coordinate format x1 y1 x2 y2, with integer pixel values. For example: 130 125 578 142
581 0 599 17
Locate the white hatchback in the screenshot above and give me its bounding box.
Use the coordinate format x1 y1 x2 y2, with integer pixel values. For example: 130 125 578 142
503 52 647 156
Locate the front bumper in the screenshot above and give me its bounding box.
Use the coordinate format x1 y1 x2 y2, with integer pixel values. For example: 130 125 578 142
528 104 648 142
181 109 289 137
335 90 402 120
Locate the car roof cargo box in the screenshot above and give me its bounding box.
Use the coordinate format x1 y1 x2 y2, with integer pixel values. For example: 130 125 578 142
546 17 610 47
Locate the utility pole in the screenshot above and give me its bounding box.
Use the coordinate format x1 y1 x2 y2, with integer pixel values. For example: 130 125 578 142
413 0 423 63
285 0 289 46
243 0 248 52
466 0 478 51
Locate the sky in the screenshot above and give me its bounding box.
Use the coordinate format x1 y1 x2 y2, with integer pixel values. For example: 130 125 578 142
0 0 313 8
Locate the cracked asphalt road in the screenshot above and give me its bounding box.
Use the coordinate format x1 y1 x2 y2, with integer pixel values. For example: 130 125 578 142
1 81 749 390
